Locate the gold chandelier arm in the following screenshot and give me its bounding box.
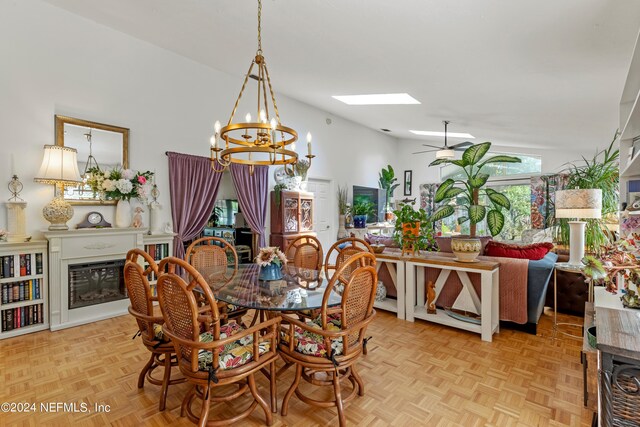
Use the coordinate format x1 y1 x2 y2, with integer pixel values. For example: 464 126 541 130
263 63 281 125
260 63 270 122
210 150 227 173
228 60 257 126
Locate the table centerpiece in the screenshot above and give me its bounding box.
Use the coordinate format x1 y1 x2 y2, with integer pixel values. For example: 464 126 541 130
255 246 287 281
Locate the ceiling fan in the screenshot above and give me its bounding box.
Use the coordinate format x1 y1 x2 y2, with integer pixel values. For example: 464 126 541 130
412 120 473 159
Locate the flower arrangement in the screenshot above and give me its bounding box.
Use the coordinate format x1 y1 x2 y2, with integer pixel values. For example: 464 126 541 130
0 229 6 242
86 167 154 202
254 246 287 267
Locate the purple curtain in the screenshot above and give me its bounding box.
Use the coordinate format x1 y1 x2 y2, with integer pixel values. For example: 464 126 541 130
230 163 268 248
167 152 222 259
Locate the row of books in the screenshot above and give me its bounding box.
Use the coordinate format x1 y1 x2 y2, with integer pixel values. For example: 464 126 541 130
0 253 44 279
1 279 42 304
146 244 170 261
1 303 44 332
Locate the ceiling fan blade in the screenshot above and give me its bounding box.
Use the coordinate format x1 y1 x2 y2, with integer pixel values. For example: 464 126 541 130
421 144 443 149
451 141 473 149
412 149 438 155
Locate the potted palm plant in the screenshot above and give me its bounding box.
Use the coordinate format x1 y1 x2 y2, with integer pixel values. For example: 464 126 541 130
429 142 521 262
378 165 400 221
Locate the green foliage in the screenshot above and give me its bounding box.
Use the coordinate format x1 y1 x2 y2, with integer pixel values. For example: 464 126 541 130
274 183 287 206
287 159 311 180
378 165 400 211
392 201 437 251
352 200 376 216
556 132 620 254
428 142 521 237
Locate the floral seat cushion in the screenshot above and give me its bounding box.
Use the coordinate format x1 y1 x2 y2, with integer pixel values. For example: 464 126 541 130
281 315 343 357
198 322 270 371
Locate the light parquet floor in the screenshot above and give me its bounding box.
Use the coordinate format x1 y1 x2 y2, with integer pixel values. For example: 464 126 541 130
0 309 594 426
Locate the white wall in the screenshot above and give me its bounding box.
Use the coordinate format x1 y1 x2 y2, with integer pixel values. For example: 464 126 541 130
0 0 399 239
396 138 589 199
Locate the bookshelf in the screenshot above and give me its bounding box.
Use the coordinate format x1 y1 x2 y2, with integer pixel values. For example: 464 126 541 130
142 233 174 297
0 241 48 339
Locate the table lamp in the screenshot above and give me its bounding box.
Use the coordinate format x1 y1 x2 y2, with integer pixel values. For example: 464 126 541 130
555 189 602 266
34 145 82 230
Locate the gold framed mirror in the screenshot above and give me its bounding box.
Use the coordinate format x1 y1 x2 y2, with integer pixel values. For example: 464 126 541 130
55 115 129 205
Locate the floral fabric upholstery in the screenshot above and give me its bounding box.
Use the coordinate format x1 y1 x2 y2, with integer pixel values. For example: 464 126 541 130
198 322 270 371
153 324 168 341
281 315 344 357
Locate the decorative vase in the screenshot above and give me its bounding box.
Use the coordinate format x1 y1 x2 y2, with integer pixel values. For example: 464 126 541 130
353 215 367 228
299 180 308 191
115 199 132 228
149 202 163 235
451 236 481 262
259 263 283 281
375 281 387 302
337 214 348 239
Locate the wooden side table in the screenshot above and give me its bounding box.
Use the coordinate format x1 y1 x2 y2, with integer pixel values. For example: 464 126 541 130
553 262 585 339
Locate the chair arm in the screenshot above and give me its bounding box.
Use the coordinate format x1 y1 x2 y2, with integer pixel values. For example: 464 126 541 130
128 306 164 325
280 311 376 339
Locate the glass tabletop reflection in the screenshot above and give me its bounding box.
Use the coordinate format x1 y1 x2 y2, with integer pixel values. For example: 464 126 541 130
194 264 341 311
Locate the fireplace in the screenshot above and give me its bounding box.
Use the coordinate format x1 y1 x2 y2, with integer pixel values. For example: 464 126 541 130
68 260 127 309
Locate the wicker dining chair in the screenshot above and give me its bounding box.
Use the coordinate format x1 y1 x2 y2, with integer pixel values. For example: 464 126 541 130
324 237 373 284
278 252 378 427
123 248 186 411
185 237 247 323
285 235 323 271
156 257 280 426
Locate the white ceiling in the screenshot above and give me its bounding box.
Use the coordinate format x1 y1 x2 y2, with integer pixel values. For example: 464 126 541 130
44 0 640 151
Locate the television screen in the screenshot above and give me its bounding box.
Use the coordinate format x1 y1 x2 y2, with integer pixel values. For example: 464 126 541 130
352 186 386 223
211 199 239 226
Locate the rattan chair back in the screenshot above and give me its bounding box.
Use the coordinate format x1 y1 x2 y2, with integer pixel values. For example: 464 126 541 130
185 237 238 273
324 237 373 283
124 249 160 342
321 251 377 355
285 235 323 271
157 257 221 373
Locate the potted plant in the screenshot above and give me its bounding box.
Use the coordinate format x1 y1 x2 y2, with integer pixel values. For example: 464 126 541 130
556 133 619 255
392 201 437 252
429 142 521 262
286 159 311 190
352 200 375 228
378 165 400 221
337 185 349 238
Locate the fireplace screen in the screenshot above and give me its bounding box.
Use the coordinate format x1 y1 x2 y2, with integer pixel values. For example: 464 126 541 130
68 260 127 309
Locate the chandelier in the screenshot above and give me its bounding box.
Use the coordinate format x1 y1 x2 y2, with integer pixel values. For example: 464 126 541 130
210 0 314 173
82 128 100 179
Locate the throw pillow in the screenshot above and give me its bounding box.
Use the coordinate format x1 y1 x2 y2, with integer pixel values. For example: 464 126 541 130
364 233 399 248
484 241 554 260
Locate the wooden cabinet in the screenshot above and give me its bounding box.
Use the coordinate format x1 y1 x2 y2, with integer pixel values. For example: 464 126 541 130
270 191 315 252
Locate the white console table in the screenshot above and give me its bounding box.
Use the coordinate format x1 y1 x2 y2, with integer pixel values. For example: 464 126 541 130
405 254 500 342
373 252 405 319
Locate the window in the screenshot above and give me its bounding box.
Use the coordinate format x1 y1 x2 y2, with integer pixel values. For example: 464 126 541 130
439 152 540 241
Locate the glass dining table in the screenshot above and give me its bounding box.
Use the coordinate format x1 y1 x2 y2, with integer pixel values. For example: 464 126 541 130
193 263 342 312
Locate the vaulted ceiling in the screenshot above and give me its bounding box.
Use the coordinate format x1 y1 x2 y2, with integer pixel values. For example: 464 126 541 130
44 0 640 150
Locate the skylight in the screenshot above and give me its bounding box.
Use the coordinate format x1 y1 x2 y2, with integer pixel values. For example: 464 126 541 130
332 93 420 105
409 130 475 138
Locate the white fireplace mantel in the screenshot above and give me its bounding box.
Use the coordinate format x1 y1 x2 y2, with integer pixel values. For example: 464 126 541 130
44 228 147 331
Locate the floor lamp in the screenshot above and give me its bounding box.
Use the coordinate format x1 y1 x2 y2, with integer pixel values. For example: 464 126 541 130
555 189 602 266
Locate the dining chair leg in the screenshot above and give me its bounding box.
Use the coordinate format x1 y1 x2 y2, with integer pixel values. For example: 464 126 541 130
248 373 273 426
138 352 155 389
281 363 302 416
270 360 277 413
181 385 196 417
158 353 172 411
332 370 346 427
198 385 211 427
350 365 365 397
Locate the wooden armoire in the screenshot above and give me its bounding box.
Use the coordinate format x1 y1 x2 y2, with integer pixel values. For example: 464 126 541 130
269 190 315 252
